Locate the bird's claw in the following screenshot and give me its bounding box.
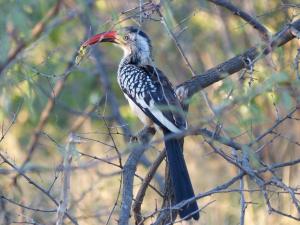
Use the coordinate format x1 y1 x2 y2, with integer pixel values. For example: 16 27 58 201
130 135 139 143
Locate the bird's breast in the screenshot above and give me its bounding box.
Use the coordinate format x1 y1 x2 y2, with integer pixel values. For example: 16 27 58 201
117 67 155 98
124 93 153 126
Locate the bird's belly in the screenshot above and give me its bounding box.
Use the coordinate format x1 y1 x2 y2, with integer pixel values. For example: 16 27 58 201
124 94 153 126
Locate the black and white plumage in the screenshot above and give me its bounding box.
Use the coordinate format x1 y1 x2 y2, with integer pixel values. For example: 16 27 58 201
82 26 199 220
118 64 187 133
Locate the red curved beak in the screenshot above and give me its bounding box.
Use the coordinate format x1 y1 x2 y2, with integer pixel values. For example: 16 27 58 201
82 31 117 47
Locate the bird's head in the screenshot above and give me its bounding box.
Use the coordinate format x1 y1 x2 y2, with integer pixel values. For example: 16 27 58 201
80 26 152 65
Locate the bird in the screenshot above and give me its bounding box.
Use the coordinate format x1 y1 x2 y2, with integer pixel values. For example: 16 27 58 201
80 26 199 220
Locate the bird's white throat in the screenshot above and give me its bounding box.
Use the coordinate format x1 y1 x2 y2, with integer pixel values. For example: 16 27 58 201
121 34 152 66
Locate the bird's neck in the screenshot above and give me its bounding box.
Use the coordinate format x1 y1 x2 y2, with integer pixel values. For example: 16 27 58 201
119 49 152 69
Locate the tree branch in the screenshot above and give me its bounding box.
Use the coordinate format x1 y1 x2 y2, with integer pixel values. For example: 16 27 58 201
176 19 300 101
119 127 156 225
56 134 75 225
208 0 269 42
0 0 63 76
16 51 78 180
133 149 166 225
0 152 78 225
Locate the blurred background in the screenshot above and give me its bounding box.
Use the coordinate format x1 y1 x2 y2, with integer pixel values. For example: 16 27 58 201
0 0 300 224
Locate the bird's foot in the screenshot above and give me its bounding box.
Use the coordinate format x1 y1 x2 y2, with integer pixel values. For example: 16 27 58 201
130 135 139 143
130 126 156 144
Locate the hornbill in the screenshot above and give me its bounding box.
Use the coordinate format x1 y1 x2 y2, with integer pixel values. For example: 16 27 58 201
80 26 199 220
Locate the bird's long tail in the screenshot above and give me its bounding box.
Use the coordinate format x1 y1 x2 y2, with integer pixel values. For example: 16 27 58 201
163 130 199 220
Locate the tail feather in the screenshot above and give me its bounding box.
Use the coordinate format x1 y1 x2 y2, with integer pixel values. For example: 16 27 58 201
163 130 199 220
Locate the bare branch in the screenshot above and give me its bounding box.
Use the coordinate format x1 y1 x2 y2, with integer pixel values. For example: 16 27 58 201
249 105 299 146
15 51 79 182
56 134 75 225
176 19 300 101
0 152 78 225
133 149 166 224
119 127 156 225
208 0 269 42
0 101 23 143
0 0 63 76
0 195 56 213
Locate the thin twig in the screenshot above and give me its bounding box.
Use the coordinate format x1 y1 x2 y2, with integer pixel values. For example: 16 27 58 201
0 152 78 225
56 134 75 225
208 0 269 42
0 0 63 76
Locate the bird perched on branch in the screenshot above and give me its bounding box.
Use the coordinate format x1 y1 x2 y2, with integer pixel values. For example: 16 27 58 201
80 26 199 220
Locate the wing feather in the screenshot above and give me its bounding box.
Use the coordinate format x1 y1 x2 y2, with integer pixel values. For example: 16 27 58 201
119 64 187 133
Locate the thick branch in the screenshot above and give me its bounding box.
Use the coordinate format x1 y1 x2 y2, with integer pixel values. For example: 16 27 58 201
119 127 156 225
176 19 300 100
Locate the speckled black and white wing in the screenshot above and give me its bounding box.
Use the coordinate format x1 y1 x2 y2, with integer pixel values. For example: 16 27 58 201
117 64 187 133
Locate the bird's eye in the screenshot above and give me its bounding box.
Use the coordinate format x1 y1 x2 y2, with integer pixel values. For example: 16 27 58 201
123 35 129 41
